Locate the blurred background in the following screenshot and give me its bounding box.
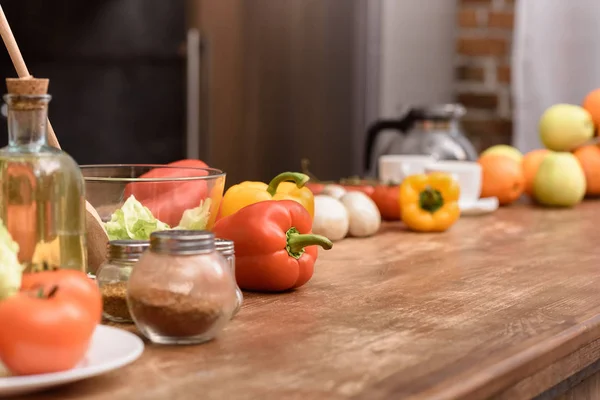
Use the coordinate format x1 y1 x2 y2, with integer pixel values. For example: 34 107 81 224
1 0 598 185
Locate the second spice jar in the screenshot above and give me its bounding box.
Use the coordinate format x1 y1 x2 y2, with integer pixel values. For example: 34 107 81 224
215 238 243 317
96 240 149 323
127 230 239 345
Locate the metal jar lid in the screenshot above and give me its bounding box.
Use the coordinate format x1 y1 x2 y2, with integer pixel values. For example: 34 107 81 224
215 238 235 256
149 230 215 255
410 103 466 122
107 240 150 261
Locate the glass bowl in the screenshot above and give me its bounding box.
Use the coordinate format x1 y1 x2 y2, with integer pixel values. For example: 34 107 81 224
81 165 226 235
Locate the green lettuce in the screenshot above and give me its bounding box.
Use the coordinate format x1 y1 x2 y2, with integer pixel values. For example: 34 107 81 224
0 219 23 300
105 195 170 240
175 198 212 230
105 195 213 241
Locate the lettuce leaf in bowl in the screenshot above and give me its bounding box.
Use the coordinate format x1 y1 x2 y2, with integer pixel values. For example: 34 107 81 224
0 219 23 300
175 198 212 230
105 195 170 241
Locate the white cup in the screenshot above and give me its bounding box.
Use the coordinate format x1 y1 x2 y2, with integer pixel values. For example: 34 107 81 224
424 160 482 207
378 155 436 184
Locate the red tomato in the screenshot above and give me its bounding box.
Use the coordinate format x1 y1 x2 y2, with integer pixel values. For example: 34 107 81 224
305 182 325 195
371 184 401 220
20 270 103 322
0 270 101 375
124 159 209 202
342 184 375 197
337 177 377 197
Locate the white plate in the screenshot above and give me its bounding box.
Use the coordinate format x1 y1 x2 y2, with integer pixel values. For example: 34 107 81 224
459 197 499 216
0 325 144 397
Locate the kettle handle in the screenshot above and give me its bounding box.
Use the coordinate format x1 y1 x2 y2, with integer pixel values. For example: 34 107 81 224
364 109 419 171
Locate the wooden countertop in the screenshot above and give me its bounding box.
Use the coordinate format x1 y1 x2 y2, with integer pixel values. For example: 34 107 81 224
18 202 600 400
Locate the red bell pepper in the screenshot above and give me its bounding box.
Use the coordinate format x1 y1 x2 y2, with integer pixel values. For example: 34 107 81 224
140 181 204 227
123 159 209 202
140 177 224 228
213 200 333 292
138 159 209 180
160 159 209 169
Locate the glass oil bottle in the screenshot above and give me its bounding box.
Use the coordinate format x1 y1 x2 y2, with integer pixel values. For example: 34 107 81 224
0 78 87 272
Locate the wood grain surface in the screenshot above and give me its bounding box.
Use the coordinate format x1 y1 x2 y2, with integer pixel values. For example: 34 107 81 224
17 202 600 400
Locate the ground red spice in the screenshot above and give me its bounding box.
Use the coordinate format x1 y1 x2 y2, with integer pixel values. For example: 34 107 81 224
128 287 223 337
101 282 132 322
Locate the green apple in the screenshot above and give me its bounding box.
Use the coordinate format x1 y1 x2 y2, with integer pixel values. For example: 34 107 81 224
480 145 523 163
533 152 586 207
539 104 594 151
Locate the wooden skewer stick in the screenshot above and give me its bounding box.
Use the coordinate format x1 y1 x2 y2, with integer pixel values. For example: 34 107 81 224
0 5 60 149
0 5 108 274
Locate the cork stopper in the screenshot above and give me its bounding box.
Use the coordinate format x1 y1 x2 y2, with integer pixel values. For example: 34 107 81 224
6 77 49 96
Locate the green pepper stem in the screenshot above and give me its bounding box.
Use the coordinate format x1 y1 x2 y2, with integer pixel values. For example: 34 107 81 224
286 227 333 259
419 186 444 213
266 172 309 197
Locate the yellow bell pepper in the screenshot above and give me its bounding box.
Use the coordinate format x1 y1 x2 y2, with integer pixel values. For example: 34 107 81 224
219 172 315 219
399 172 460 232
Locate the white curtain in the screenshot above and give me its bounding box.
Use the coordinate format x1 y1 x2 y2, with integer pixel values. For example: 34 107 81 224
512 0 600 152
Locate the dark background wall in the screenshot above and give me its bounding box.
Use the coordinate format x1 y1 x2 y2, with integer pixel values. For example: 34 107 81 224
0 0 186 164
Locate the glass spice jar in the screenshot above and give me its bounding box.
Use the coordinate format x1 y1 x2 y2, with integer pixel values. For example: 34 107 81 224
215 238 243 317
127 230 238 345
96 240 149 323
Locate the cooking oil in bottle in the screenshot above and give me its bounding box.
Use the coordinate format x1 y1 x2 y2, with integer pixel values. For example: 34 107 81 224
0 78 87 272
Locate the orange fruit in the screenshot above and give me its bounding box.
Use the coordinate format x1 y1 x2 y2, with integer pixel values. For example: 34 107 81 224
583 88 600 133
478 154 525 205
522 149 550 197
573 144 600 196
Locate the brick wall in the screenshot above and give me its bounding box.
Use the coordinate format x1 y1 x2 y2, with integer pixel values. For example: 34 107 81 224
455 0 515 152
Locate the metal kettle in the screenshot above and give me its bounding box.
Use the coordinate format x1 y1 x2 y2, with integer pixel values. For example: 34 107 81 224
364 104 478 175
